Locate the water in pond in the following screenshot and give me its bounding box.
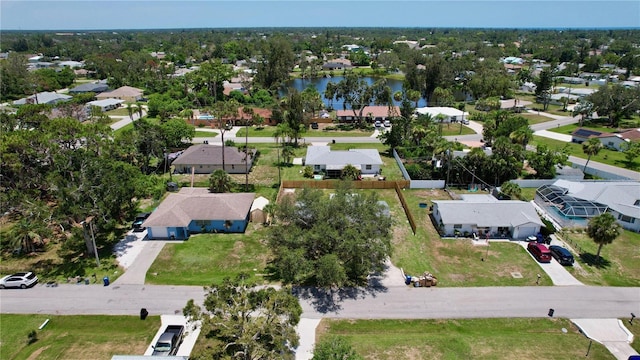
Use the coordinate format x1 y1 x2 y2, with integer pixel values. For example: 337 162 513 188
281 76 428 110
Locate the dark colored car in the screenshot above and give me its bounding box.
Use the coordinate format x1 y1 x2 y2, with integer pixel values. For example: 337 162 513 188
549 245 575 266
311 122 319 129
132 212 151 232
527 242 552 263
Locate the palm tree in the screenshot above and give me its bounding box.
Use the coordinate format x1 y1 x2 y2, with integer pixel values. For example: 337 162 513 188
457 102 466 135
242 107 254 191
126 103 135 121
209 169 233 193
281 145 295 164
582 138 603 172
499 181 522 200
181 108 194 125
509 126 534 148
586 213 622 264
135 102 144 119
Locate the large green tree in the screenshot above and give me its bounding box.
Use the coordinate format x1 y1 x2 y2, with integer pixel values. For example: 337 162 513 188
269 185 393 287
183 275 302 360
334 73 390 126
586 213 622 264
255 36 295 90
587 84 640 127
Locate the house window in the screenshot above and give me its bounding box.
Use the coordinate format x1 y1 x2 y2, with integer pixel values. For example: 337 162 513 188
618 214 635 223
454 224 462 229
366 165 372 170
314 165 320 170
195 220 208 227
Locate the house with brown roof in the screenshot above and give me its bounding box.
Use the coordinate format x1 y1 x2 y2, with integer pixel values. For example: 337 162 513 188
228 107 274 126
172 144 253 174
143 188 255 239
335 105 399 123
95 86 144 102
571 127 640 151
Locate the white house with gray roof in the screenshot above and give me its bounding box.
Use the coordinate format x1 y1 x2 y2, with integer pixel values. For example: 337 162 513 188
13 92 72 106
304 146 383 178
432 194 543 240
536 180 640 232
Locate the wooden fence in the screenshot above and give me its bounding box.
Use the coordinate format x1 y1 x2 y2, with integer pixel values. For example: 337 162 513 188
394 182 417 235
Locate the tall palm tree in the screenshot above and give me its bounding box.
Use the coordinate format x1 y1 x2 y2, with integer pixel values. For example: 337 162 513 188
586 213 621 264
582 138 603 172
242 107 254 191
181 108 194 125
126 103 135 121
509 126 534 148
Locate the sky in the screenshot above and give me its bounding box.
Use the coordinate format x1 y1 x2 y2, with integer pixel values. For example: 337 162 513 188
1 0 639 30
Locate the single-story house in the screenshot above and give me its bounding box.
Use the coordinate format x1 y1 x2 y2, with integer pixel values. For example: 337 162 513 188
414 107 468 123
143 188 255 240
250 196 270 223
172 144 253 174
58 60 84 68
500 99 532 112
96 86 144 102
68 83 109 94
571 127 640 151
322 62 350 71
304 145 383 178
535 179 640 232
335 105 399 122
432 194 544 240
87 98 125 112
13 92 72 106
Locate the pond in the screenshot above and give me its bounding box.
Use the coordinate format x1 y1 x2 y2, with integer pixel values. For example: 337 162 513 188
281 76 428 110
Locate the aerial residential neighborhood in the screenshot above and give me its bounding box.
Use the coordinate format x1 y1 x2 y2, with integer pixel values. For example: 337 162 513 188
1 4 640 359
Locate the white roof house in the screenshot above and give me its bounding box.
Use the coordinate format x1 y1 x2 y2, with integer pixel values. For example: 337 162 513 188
87 98 125 111
432 194 543 240
13 92 72 106
304 146 383 177
414 107 468 122
536 180 640 232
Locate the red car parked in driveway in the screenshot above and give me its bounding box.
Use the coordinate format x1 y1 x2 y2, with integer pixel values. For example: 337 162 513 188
528 242 552 263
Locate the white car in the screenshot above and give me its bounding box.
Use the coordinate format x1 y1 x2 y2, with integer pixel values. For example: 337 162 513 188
374 121 382 128
0 272 38 289
383 120 391 127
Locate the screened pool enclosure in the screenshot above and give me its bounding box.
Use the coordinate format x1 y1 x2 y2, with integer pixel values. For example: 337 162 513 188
535 184 609 227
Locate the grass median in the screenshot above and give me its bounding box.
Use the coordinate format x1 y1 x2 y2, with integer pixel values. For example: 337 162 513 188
316 318 613 359
0 314 160 360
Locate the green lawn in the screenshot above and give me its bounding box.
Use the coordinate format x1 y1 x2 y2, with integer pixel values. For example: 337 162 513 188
439 123 477 136
235 126 374 138
105 108 135 116
0 314 160 360
531 136 639 171
316 318 613 360
557 229 640 287
194 130 218 138
146 227 272 285
391 189 553 287
521 113 555 125
549 118 640 136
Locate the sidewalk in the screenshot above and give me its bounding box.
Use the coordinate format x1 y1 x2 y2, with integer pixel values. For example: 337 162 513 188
572 318 638 360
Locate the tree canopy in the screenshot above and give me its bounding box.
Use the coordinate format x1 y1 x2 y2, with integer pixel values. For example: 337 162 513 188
183 275 302 360
268 184 393 287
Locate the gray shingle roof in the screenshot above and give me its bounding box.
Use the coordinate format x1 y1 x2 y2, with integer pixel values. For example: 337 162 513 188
68 83 109 93
143 188 255 227
172 144 248 166
305 146 382 167
434 199 543 227
13 92 72 105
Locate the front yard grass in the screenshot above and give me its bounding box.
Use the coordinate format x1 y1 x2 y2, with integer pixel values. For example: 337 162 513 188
556 229 640 287
194 130 218 138
0 314 160 360
146 224 272 285
521 112 555 125
391 189 553 287
531 136 639 171
316 318 613 360
235 126 374 138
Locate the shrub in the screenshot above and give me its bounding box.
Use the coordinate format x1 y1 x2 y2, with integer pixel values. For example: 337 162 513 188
303 166 314 178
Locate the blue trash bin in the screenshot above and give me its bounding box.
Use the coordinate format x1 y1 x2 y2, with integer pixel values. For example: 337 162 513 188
103 276 110 286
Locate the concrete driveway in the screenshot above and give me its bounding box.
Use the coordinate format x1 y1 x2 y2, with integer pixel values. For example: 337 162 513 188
517 241 584 286
573 318 638 360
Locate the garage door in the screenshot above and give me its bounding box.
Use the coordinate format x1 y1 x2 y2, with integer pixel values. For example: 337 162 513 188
149 227 168 239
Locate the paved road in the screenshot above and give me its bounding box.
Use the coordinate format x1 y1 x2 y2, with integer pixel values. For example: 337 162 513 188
1 283 638 320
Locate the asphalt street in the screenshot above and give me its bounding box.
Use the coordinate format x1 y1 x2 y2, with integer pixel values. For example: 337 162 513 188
1 283 638 320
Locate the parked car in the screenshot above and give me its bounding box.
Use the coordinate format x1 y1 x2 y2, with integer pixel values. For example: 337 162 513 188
527 243 552 263
311 122 319 129
0 272 38 289
152 325 184 356
374 120 382 128
383 120 391 127
549 245 575 266
132 212 152 232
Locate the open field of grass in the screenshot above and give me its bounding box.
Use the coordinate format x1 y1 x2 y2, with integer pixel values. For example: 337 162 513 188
316 318 614 360
556 229 640 287
0 314 160 360
531 136 639 171
391 189 553 287
146 225 272 285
